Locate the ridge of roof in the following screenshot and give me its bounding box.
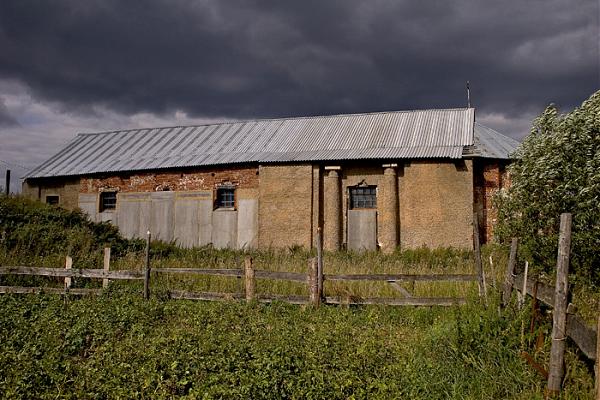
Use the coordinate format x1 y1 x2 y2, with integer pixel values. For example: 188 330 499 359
472 122 521 159
474 122 520 145
76 107 475 137
26 107 478 179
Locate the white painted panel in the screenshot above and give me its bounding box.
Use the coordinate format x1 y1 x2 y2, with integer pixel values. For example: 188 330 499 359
78 194 97 222
237 199 258 249
212 210 237 249
150 192 175 242
348 210 377 251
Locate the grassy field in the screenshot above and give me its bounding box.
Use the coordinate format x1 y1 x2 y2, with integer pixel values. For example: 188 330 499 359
0 290 594 399
1 240 508 301
0 196 596 398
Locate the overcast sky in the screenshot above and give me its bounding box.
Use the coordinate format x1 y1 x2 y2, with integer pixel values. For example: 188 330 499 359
0 0 598 191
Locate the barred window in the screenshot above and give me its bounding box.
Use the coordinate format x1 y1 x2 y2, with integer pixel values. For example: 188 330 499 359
216 187 235 209
349 186 377 209
45 195 59 205
99 192 117 212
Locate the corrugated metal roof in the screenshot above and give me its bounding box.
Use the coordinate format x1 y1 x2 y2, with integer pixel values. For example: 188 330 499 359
472 122 520 159
25 108 509 178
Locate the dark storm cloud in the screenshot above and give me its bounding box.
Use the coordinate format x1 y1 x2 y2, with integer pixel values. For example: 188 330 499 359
0 97 18 127
0 0 598 132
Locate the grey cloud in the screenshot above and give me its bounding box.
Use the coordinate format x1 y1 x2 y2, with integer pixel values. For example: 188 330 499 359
0 98 18 127
0 0 597 136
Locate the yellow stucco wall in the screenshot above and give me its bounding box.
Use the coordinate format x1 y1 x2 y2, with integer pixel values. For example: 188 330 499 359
399 160 473 249
22 159 476 250
257 164 314 248
23 178 81 210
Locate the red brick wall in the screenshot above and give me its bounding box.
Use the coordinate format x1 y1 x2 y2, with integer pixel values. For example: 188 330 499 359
474 160 510 243
80 165 259 193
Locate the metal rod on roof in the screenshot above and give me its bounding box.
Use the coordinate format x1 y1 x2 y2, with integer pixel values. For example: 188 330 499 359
466 81 471 108
4 169 10 196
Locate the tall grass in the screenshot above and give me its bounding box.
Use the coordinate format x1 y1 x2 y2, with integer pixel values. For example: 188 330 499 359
1 195 594 329
0 194 508 300
108 244 495 299
0 196 596 397
0 291 594 399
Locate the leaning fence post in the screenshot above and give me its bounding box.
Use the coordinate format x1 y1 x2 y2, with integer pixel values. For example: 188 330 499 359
64 256 73 291
143 231 151 300
473 212 486 301
502 238 518 307
547 213 572 396
103 247 111 289
317 227 324 301
309 257 320 307
245 256 255 301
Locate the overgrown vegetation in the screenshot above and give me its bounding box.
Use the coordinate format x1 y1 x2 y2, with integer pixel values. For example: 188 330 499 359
0 193 596 398
0 195 143 267
495 90 600 283
0 292 593 399
0 195 490 299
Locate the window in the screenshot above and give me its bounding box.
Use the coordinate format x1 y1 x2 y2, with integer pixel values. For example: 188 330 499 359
215 187 235 209
349 186 377 209
99 191 117 212
45 195 59 205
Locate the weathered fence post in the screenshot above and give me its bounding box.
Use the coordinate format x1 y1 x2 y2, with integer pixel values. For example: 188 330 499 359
502 238 518 307
64 256 73 291
143 231 151 300
519 261 529 309
317 227 324 301
596 314 600 400
245 256 255 301
473 212 486 301
547 213 572 396
309 257 320 307
489 255 496 288
103 247 111 289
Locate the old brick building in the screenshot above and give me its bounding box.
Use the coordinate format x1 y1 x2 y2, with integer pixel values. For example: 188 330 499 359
22 108 518 251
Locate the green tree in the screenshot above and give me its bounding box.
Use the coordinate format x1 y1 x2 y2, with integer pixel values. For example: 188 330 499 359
495 90 600 281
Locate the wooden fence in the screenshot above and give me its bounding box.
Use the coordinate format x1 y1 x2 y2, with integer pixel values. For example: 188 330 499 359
1 213 598 395
511 274 597 362
0 227 482 307
0 259 477 307
501 213 599 398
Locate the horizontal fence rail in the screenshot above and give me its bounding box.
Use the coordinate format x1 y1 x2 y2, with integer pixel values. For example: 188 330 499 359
152 268 243 277
0 266 143 280
513 273 597 361
325 273 478 282
0 286 101 295
325 296 467 306
0 263 474 307
168 291 309 305
152 268 308 283
513 275 555 308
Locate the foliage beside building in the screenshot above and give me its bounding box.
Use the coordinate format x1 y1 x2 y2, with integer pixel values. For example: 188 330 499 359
496 91 600 281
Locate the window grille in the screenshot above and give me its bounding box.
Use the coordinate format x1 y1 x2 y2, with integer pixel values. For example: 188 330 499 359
99 192 117 212
349 186 377 209
45 195 59 205
216 187 235 208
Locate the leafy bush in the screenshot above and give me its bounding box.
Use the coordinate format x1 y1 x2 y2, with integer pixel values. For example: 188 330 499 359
495 90 600 282
0 195 144 266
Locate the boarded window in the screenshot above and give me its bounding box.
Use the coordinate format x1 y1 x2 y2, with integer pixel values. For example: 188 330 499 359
215 187 235 209
99 192 117 212
45 195 59 205
349 186 377 209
